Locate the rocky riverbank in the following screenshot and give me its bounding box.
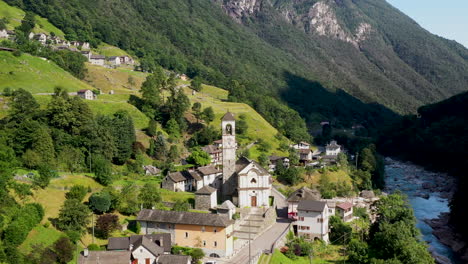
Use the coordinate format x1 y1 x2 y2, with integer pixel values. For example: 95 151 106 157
426 213 468 263
384 158 461 264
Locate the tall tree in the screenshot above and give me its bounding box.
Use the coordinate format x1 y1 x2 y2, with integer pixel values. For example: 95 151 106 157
56 199 91 234
138 183 161 209
9 89 40 122
111 111 136 165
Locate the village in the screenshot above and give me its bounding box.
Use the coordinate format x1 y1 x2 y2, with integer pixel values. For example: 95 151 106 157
75 112 379 264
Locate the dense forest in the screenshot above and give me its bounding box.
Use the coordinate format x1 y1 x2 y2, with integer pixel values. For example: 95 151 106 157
4 0 467 135
378 91 468 242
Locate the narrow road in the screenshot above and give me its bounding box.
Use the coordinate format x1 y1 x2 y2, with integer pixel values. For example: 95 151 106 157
210 187 291 264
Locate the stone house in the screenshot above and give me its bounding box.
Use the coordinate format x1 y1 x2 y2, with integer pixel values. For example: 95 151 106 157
6 30 16 40
32 33 47 44
0 29 8 39
81 42 90 50
217 200 236 220
137 209 235 258
268 156 290 172
90 54 106 66
336 202 353 222
195 185 217 210
77 89 95 100
120 55 135 65
298 149 313 162
202 144 222 166
325 141 342 156
296 200 329 243
107 234 171 254
291 141 311 150
108 56 121 66
161 171 202 192
156 255 191 264
143 165 161 176
81 50 92 60
196 165 222 189
287 187 321 220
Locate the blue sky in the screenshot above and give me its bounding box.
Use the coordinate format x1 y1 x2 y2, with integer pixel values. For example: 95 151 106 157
386 0 468 47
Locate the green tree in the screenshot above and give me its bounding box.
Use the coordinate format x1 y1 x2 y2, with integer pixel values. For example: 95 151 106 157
192 102 202 123
89 192 111 213
166 118 181 138
201 107 215 124
9 89 40 121
59 147 84 173
33 165 58 189
118 183 140 215
236 114 248 134
111 110 136 164
92 155 113 186
138 183 161 209
148 133 167 160
56 199 91 234
168 145 179 163
189 248 205 264
31 126 56 166
147 119 158 137
258 153 269 167
65 185 88 202
190 76 202 92
347 239 369 264
186 148 211 167
172 199 190 212
17 11 35 35
329 216 352 244
53 237 75 264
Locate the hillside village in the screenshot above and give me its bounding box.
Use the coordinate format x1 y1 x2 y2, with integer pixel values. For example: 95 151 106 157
0 2 433 264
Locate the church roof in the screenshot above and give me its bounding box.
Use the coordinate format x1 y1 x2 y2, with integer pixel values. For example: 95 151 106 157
287 187 321 202
235 157 251 173
195 185 217 195
222 112 235 121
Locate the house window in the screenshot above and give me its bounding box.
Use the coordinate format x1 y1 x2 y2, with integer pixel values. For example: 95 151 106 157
328 209 332 213
202 226 205 232
214 228 217 233
203 241 206 246
317 218 323 223
185 232 189 238
214 241 217 247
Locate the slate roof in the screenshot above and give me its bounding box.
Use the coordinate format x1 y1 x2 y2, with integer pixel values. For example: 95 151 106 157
168 170 202 182
219 200 236 210
235 157 270 176
137 209 234 227
78 251 131 264
202 145 221 154
287 187 321 202
337 202 353 210
197 165 220 175
157 255 191 264
134 236 164 256
326 141 341 151
297 200 327 212
108 234 171 253
222 112 235 121
195 185 217 195
90 54 106 59
299 149 311 154
269 155 287 162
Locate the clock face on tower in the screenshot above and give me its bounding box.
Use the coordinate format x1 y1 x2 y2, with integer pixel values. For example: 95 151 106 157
225 137 234 147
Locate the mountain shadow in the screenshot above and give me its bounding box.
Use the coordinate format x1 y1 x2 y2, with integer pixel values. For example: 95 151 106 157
281 71 399 130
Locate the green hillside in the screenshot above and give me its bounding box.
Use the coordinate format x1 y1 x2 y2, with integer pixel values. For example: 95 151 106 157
0 0 64 36
0 51 94 93
5 0 467 132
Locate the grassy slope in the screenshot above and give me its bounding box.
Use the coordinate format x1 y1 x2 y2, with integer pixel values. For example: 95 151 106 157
267 248 345 264
0 51 94 93
94 43 133 57
0 0 64 36
84 63 147 93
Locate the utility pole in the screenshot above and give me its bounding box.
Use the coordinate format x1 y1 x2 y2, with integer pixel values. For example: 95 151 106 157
248 219 251 264
92 213 95 245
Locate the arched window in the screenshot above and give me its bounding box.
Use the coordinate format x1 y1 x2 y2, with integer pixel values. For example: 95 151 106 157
225 124 233 135
209 253 220 258
250 178 257 184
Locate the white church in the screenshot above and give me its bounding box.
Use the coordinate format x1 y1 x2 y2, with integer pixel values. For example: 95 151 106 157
220 112 272 208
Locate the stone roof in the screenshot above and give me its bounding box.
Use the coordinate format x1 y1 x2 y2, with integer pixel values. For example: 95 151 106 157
133 236 164 256
157 255 191 264
337 202 353 210
299 149 311 154
202 145 221 154
90 54 106 59
235 157 270 176
167 170 201 182
222 112 235 121
77 89 91 93
195 185 217 195
287 187 321 202
219 200 236 210
297 200 327 212
326 141 341 151
137 209 234 227
167 171 187 183
269 155 287 162
108 234 171 253
78 251 131 264
197 165 220 175
360 190 375 199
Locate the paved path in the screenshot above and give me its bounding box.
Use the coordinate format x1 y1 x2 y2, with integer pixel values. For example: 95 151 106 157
212 220 291 264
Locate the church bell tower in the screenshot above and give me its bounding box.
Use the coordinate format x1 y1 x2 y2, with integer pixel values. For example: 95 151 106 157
221 112 236 200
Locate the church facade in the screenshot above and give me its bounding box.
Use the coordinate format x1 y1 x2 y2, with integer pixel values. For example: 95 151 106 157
220 112 272 208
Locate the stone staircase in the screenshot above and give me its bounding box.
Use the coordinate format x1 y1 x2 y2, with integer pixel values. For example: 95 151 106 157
233 208 266 240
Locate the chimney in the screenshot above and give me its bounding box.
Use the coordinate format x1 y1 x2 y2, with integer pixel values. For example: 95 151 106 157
129 244 134 251
83 248 89 257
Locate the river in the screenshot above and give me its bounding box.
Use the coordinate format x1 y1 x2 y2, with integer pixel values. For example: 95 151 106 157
384 158 459 264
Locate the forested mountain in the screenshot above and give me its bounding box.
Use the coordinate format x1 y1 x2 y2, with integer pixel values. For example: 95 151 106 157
5 0 467 131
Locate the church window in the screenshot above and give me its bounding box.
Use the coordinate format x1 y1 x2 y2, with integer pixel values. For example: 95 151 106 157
214 241 218 247
226 124 233 135
250 178 257 184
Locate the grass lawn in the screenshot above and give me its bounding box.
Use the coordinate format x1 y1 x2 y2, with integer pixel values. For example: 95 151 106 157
94 43 134 57
268 249 341 264
160 189 195 203
85 63 148 93
0 51 94 94
18 225 63 253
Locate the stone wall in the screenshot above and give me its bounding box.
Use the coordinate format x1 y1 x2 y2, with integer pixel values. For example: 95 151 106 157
195 195 212 211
